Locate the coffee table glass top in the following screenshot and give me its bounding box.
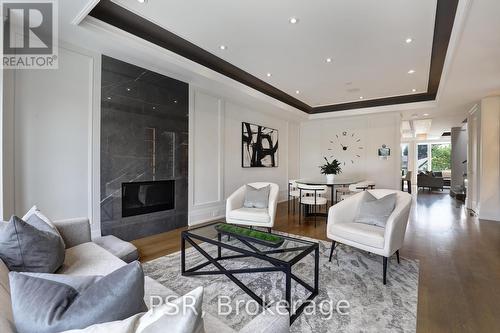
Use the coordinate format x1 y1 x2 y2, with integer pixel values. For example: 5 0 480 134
185 222 318 264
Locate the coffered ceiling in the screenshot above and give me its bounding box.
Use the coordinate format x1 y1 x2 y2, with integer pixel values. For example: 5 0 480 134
89 0 458 114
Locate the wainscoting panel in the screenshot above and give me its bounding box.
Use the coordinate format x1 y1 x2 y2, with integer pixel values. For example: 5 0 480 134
192 91 224 207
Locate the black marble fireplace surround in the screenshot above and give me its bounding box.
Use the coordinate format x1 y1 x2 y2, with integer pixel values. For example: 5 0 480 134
100 55 188 241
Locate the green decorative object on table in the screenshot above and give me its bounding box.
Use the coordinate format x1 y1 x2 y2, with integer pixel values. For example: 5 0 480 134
215 223 284 248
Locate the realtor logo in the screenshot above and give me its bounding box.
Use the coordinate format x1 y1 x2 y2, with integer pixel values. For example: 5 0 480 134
2 0 58 69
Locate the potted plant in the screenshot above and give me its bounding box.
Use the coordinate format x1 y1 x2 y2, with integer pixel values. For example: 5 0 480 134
319 157 342 183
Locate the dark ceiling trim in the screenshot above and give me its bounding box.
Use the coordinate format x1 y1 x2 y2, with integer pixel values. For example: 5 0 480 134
89 0 458 115
313 93 436 113
88 0 311 113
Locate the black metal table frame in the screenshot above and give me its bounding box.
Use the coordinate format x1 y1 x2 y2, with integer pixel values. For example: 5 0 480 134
181 226 319 324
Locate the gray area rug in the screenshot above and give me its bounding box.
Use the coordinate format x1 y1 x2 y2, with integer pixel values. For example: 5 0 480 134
142 233 418 332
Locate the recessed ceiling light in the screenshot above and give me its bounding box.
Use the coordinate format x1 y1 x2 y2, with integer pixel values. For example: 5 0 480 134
295 90 300 94
137 0 147 3
219 45 227 50
326 58 332 63
266 73 272 77
423 113 430 116
408 69 415 74
152 106 156 110
405 38 413 44
174 100 178 104
126 88 131 91
289 17 299 24
359 96 364 100
106 96 111 100
412 88 417 92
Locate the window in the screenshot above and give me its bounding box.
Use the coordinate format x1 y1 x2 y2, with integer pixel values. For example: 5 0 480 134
431 143 451 171
416 143 451 172
417 144 429 172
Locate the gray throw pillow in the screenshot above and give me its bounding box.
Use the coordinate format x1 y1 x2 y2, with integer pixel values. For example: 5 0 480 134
23 205 66 248
354 192 397 228
9 261 148 333
0 216 65 273
243 185 270 209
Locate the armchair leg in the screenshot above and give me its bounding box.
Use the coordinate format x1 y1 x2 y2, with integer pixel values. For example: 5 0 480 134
267 227 271 233
396 250 400 264
329 241 336 262
383 257 388 285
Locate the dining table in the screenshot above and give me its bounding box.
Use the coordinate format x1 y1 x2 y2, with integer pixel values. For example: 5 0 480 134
295 178 361 206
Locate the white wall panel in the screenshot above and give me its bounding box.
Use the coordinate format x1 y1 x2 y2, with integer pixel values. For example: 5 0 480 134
192 91 223 206
13 47 93 220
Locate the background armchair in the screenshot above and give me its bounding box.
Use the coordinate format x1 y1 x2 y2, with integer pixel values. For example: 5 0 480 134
327 189 412 284
226 182 279 230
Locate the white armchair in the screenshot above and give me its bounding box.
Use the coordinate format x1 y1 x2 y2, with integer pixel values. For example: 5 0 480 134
327 189 412 284
226 182 279 231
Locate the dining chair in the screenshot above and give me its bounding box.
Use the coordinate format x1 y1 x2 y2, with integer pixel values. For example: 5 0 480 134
401 171 412 194
297 184 328 227
340 180 376 201
288 180 300 213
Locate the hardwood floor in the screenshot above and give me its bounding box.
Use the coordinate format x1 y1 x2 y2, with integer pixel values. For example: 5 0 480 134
132 190 500 333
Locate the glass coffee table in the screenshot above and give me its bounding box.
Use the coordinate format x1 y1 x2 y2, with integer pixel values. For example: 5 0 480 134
181 222 319 323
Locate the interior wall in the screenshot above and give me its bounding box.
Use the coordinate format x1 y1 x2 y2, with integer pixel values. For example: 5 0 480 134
478 96 500 221
7 46 94 221
466 105 480 212
189 88 299 225
300 113 401 190
451 125 468 188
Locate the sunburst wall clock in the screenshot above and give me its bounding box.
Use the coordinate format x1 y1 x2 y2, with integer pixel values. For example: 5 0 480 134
328 131 363 166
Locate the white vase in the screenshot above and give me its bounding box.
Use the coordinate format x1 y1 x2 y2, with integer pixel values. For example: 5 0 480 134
326 174 334 184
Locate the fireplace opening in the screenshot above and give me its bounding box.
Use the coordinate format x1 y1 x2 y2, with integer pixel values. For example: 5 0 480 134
122 180 175 218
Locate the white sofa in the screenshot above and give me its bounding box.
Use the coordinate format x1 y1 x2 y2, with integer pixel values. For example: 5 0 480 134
226 182 279 231
0 218 289 333
327 189 412 284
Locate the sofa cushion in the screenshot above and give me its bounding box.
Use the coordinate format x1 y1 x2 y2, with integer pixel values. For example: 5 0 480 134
0 259 15 333
330 222 385 249
0 258 9 293
227 207 270 224
144 277 178 309
243 185 270 209
59 242 126 276
93 235 139 263
61 287 205 333
0 216 65 273
9 262 148 333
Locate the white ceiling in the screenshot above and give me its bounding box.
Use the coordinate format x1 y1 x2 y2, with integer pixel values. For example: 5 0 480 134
399 0 500 138
58 0 500 136
112 0 436 107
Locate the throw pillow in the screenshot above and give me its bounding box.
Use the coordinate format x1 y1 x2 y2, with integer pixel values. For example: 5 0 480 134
59 287 205 333
22 205 65 248
243 185 270 209
0 216 65 272
9 261 148 333
354 191 397 228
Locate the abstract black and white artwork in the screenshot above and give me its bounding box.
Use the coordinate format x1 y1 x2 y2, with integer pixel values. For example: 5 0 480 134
242 122 278 167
